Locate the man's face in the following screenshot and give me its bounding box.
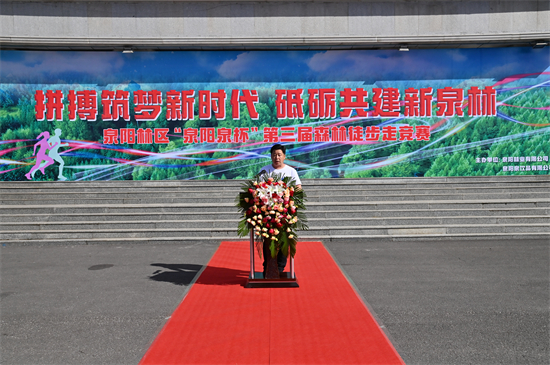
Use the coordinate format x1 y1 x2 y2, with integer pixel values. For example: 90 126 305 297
271 149 285 168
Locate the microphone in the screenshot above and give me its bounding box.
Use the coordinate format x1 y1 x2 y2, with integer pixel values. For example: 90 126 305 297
255 170 267 179
259 170 266 175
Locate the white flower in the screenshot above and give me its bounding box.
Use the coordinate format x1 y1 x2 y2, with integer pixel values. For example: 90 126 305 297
254 182 288 210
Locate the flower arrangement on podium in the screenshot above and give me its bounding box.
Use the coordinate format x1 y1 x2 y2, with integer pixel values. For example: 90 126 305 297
236 172 307 260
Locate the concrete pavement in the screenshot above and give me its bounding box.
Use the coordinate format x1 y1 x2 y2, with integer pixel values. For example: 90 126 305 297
324 238 549 364
1 238 548 364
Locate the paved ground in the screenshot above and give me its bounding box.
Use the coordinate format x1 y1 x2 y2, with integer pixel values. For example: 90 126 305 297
1 238 548 365
324 238 549 365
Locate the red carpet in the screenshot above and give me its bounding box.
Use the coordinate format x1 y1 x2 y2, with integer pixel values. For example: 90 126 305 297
140 241 404 365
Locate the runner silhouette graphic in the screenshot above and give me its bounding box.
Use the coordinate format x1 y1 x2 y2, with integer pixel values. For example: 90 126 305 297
25 131 57 180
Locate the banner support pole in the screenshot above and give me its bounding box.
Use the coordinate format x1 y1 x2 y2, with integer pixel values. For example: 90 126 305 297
290 252 295 279
250 230 255 279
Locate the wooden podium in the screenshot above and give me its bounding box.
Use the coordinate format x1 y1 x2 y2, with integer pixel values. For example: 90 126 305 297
245 231 299 288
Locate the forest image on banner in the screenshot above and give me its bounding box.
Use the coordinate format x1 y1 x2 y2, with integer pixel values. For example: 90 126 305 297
0 47 549 181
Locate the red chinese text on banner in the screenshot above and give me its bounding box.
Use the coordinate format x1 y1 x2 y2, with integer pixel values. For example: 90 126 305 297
382 125 398 141
348 126 364 141
154 128 170 143
34 86 499 122
340 88 369 118
308 89 337 119
280 127 295 142
200 127 216 143
404 88 433 117
372 88 401 117
298 126 313 143
399 125 415 141
120 128 136 144
233 127 250 143
182 127 251 144
35 90 46 121
68 90 98 121
134 90 162 121
183 128 199 144
166 90 195 121
35 90 64 121
365 126 380 141
138 128 153 144
103 124 431 145
199 127 232 143
231 90 259 120
314 126 330 142
331 126 347 142
436 87 464 117
468 86 497 117
199 90 226 120
276 89 305 119
103 128 118 144
415 125 431 141
102 128 163 144
263 127 279 143
217 127 232 143
101 90 130 121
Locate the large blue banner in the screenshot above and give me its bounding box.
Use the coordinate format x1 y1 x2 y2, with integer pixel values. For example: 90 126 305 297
1 47 549 181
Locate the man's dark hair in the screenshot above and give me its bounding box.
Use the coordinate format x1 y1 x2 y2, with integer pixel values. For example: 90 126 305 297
270 144 286 155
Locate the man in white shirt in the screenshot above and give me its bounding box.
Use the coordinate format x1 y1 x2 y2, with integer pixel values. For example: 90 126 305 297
259 144 302 277
259 144 302 188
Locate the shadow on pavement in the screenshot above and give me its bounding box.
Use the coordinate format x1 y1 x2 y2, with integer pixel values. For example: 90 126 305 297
194 266 249 286
149 263 203 286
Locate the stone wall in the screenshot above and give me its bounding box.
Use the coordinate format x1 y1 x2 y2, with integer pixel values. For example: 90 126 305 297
1 1 549 49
